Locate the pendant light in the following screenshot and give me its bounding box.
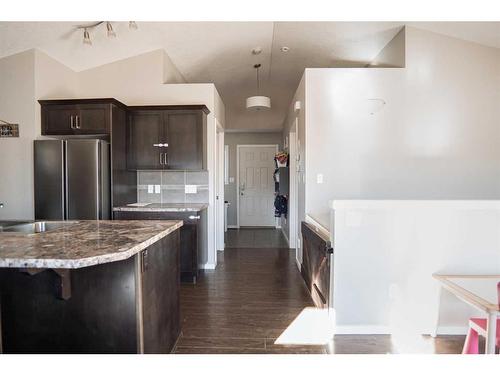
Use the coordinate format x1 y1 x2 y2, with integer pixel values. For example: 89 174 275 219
246 64 271 111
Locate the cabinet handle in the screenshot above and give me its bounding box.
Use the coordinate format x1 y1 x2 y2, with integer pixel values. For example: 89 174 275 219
70 115 75 129
159 152 164 165
153 143 169 148
75 115 81 129
188 215 201 220
163 153 168 166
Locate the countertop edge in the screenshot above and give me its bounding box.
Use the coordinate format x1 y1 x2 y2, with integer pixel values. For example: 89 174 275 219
0 221 183 270
113 205 208 213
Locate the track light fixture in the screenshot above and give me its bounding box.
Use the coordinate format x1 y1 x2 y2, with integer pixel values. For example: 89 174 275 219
76 21 138 46
83 28 92 45
106 22 116 38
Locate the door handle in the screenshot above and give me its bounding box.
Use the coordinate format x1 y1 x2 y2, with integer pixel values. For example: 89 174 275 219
159 152 164 165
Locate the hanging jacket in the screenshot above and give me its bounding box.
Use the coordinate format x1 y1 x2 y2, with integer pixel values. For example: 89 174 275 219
274 195 288 218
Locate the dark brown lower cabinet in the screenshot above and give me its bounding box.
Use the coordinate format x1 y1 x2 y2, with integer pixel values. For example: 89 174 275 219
0 231 180 354
114 211 201 283
300 222 333 309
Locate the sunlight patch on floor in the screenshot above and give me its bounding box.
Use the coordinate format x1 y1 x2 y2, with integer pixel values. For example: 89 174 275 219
274 307 334 346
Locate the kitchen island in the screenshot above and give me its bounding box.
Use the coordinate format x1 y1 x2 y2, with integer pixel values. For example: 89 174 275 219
0 220 183 354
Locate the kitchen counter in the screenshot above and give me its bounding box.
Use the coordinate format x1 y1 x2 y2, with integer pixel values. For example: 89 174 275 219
0 219 182 353
113 203 208 212
0 220 183 269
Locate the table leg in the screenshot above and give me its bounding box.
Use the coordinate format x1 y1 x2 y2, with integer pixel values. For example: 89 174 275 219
431 285 442 338
485 312 497 354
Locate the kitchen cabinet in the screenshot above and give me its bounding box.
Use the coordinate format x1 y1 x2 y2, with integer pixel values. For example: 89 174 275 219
38 99 137 209
126 105 209 171
0 230 181 353
114 210 203 283
39 99 122 135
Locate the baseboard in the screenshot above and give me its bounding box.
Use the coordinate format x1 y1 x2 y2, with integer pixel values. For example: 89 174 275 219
334 325 391 335
227 225 239 229
333 325 468 335
198 263 216 270
295 257 301 271
281 227 290 247
436 326 468 335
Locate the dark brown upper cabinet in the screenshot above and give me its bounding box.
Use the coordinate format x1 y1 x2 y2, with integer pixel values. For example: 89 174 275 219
126 105 209 171
39 99 125 136
38 98 137 208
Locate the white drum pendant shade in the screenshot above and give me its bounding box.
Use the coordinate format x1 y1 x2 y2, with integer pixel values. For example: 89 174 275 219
246 95 271 110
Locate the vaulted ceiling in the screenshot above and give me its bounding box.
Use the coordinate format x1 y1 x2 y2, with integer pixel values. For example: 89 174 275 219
1 22 499 130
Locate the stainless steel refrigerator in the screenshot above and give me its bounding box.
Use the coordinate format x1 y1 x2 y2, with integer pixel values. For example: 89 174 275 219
34 139 110 220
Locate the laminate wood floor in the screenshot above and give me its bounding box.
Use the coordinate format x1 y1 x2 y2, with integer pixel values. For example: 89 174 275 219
174 242 465 354
225 228 289 248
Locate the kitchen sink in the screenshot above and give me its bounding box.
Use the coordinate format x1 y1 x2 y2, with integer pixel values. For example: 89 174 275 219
0 221 78 234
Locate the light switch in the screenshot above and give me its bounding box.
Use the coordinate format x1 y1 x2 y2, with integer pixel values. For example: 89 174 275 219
317 174 324 184
185 185 197 194
154 185 161 194
147 185 154 194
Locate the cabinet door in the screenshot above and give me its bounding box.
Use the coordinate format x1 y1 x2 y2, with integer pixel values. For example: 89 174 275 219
141 232 180 353
127 111 163 170
75 104 111 134
41 105 78 135
163 112 203 170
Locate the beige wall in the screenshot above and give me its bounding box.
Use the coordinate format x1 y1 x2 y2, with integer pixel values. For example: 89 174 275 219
224 132 283 226
282 74 306 255
303 26 500 228
369 27 406 67
0 50 36 220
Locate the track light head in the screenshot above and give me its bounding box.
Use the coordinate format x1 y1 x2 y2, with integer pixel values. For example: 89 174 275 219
83 28 92 45
106 22 116 38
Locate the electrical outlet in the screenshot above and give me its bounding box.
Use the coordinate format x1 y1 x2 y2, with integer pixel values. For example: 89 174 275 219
147 185 154 194
154 185 161 194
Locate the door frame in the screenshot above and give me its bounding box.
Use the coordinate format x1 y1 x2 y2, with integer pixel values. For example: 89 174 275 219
215 123 225 252
288 119 298 251
236 144 279 228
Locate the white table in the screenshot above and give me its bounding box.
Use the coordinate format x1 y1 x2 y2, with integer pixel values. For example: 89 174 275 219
433 274 500 354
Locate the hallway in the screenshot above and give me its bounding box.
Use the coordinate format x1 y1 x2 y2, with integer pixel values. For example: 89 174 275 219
174 229 465 354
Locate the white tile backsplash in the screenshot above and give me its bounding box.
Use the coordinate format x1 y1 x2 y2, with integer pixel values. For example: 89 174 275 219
137 170 209 204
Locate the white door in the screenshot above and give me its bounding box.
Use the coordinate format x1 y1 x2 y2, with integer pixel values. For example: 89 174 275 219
238 145 277 227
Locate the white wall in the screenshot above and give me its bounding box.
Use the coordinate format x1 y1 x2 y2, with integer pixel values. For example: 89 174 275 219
282 75 306 259
0 50 36 220
304 26 500 229
369 27 406 67
331 200 500 339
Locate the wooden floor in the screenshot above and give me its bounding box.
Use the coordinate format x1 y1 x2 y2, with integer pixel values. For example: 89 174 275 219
224 228 289 248
174 230 465 354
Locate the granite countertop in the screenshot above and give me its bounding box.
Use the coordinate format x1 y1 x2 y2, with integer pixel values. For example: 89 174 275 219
0 220 183 269
113 203 208 212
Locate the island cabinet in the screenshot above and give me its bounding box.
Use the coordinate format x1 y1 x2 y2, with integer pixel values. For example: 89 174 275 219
126 105 209 171
0 230 181 354
114 210 202 283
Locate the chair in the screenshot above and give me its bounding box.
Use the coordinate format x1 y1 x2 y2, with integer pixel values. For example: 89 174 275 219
462 282 500 354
